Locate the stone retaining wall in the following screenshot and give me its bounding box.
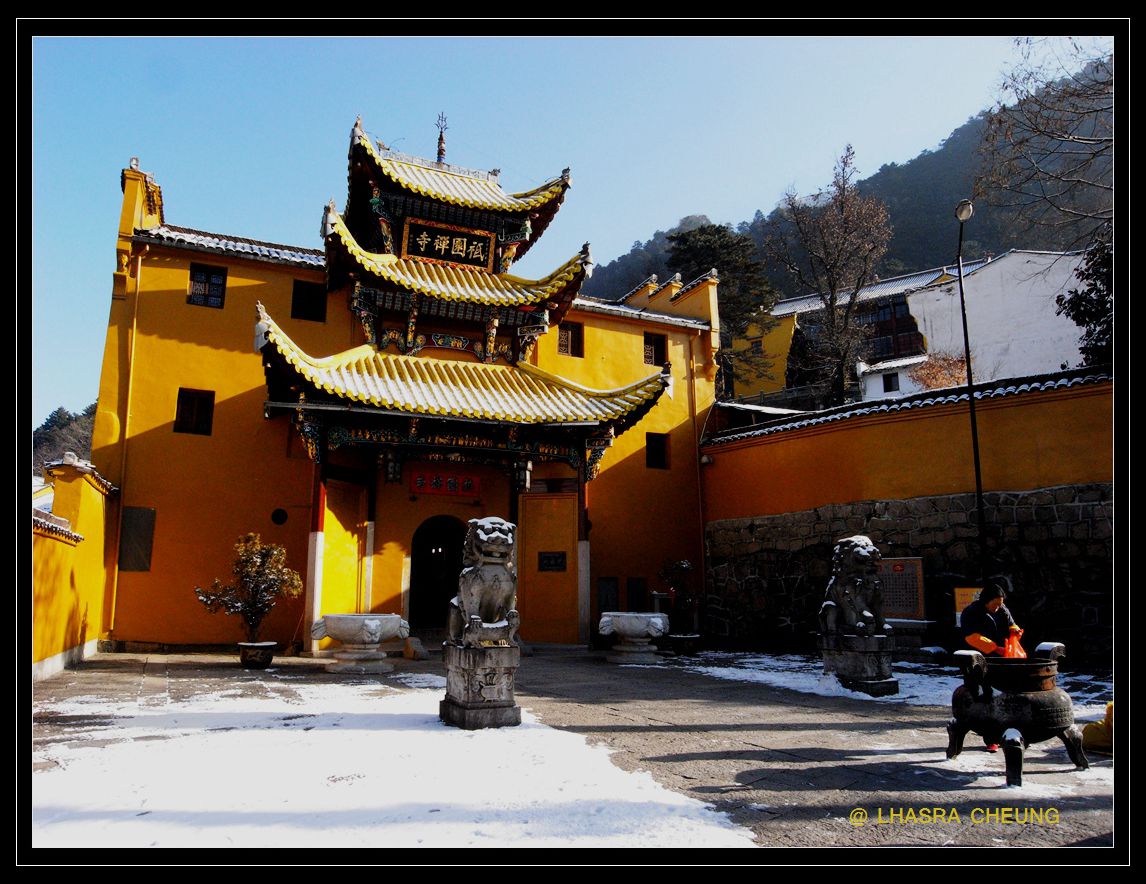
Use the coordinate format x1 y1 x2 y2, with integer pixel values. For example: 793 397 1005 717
703 483 1113 662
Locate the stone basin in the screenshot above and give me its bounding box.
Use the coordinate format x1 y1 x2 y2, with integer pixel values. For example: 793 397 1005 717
598 612 669 664
311 613 410 674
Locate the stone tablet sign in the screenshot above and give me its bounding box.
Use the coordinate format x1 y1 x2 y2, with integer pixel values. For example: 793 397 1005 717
537 551 566 572
878 557 925 619
402 218 496 272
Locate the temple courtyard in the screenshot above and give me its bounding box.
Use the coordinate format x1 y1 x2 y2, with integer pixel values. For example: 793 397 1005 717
30 647 1114 851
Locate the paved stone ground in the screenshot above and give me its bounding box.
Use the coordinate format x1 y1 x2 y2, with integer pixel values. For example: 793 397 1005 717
31 646 1118 851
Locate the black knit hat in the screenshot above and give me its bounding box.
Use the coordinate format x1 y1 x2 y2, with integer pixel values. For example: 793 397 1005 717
980 581 1006 602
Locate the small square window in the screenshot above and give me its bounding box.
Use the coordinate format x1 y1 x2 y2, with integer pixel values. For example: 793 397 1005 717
174 388 215 435
291 280 327 323
883 372 901 393
645 432 670 470
558 322 584 358
187 263 227 309
643 332 667 366
749 338 763 355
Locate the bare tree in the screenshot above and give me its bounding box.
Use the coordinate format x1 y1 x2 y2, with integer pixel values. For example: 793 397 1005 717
763 145 892 406
976 37 1113 249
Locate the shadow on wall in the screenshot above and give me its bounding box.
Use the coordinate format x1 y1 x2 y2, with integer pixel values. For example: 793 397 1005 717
704 485 1114 662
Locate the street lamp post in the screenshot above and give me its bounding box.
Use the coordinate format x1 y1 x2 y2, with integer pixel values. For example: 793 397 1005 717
954 199 987 584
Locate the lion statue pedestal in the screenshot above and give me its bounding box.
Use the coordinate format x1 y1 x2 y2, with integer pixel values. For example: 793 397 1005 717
439 517 522 730
818 535 898 697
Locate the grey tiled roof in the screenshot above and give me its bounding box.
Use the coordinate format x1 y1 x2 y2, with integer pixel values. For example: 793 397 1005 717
772 257 994 318
134 225 325 269
704 368 1112 446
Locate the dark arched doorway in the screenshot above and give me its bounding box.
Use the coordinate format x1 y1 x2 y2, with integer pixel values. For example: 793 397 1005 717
408 515 467 629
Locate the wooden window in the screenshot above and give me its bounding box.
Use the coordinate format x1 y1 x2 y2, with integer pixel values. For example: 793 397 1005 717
645 432 670 470
291 280 327 322
557 322 584 358
643 332 667 366
174 388 215 435
187 263 227 309
118 507 156 572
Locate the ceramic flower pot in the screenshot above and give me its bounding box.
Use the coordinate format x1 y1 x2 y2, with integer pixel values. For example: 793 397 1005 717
238 641 277 670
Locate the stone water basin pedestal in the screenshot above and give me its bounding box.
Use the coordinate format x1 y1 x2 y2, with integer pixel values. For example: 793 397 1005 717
311 614 410 674
599 612 670 664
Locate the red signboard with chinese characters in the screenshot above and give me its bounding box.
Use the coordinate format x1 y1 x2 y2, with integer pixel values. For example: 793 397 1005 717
401 218 496 272
409 469 482 498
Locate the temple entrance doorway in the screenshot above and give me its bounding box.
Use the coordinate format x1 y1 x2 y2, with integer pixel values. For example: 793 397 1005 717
408 515 467 629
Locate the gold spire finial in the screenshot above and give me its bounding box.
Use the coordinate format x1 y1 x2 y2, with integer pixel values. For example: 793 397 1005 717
436 112 448 163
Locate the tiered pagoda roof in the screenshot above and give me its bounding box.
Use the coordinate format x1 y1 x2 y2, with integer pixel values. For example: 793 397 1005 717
349 120 570 258
257 305 666 430
324 207 589 315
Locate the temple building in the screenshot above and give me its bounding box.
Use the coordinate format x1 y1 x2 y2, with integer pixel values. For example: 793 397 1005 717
88 118 721 650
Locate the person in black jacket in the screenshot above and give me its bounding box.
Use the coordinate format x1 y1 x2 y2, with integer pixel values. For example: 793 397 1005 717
960 581 1021 656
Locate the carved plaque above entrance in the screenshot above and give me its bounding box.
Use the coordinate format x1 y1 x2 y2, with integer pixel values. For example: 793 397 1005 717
401 218 496 272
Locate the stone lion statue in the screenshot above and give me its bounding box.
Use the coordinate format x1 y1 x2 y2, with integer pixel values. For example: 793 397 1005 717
448 517 520 648
819 535 891 636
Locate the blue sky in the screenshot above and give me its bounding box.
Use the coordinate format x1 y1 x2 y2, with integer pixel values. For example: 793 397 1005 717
32 35 1032 427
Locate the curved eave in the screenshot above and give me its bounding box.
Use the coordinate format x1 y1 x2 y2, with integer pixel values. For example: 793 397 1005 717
352 132 569 213
325 209 586 316
256 305 666 428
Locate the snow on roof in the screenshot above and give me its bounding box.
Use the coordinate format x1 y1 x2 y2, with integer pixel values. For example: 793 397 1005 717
857 354 930 375
772 256 996 318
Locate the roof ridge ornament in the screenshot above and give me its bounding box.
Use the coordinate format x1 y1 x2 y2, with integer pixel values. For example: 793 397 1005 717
321 200 337 239
581 242 594 278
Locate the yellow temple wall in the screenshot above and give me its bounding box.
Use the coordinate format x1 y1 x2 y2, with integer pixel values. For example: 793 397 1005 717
536 305 717 617
84 166 720 648
701 379 1113 522
91 215 346 644
731 315 796 398
32 467 112 674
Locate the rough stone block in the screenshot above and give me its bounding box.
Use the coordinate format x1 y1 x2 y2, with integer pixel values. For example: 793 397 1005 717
440 643 521 730
948 511 968 524
1022 525 1049 542
1016 508 1035 523
919 513 946 529
1053 487 1077 504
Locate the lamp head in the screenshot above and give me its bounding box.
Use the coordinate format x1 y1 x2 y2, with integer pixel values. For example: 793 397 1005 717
955 199 974 223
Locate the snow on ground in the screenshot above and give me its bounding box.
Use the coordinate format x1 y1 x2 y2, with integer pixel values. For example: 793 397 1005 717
657 651 1114 716
32 679 757 849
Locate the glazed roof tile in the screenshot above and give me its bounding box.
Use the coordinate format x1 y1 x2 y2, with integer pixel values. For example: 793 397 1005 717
704 369 1112 446
354 126 570 213
134 225 324 269
257 305 666 426
325 208 587 308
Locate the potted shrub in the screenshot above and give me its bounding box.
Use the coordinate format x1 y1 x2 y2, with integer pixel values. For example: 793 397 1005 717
195 533 303 669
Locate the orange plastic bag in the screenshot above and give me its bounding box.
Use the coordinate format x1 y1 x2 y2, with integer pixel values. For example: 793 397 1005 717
1003 630 1027 658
